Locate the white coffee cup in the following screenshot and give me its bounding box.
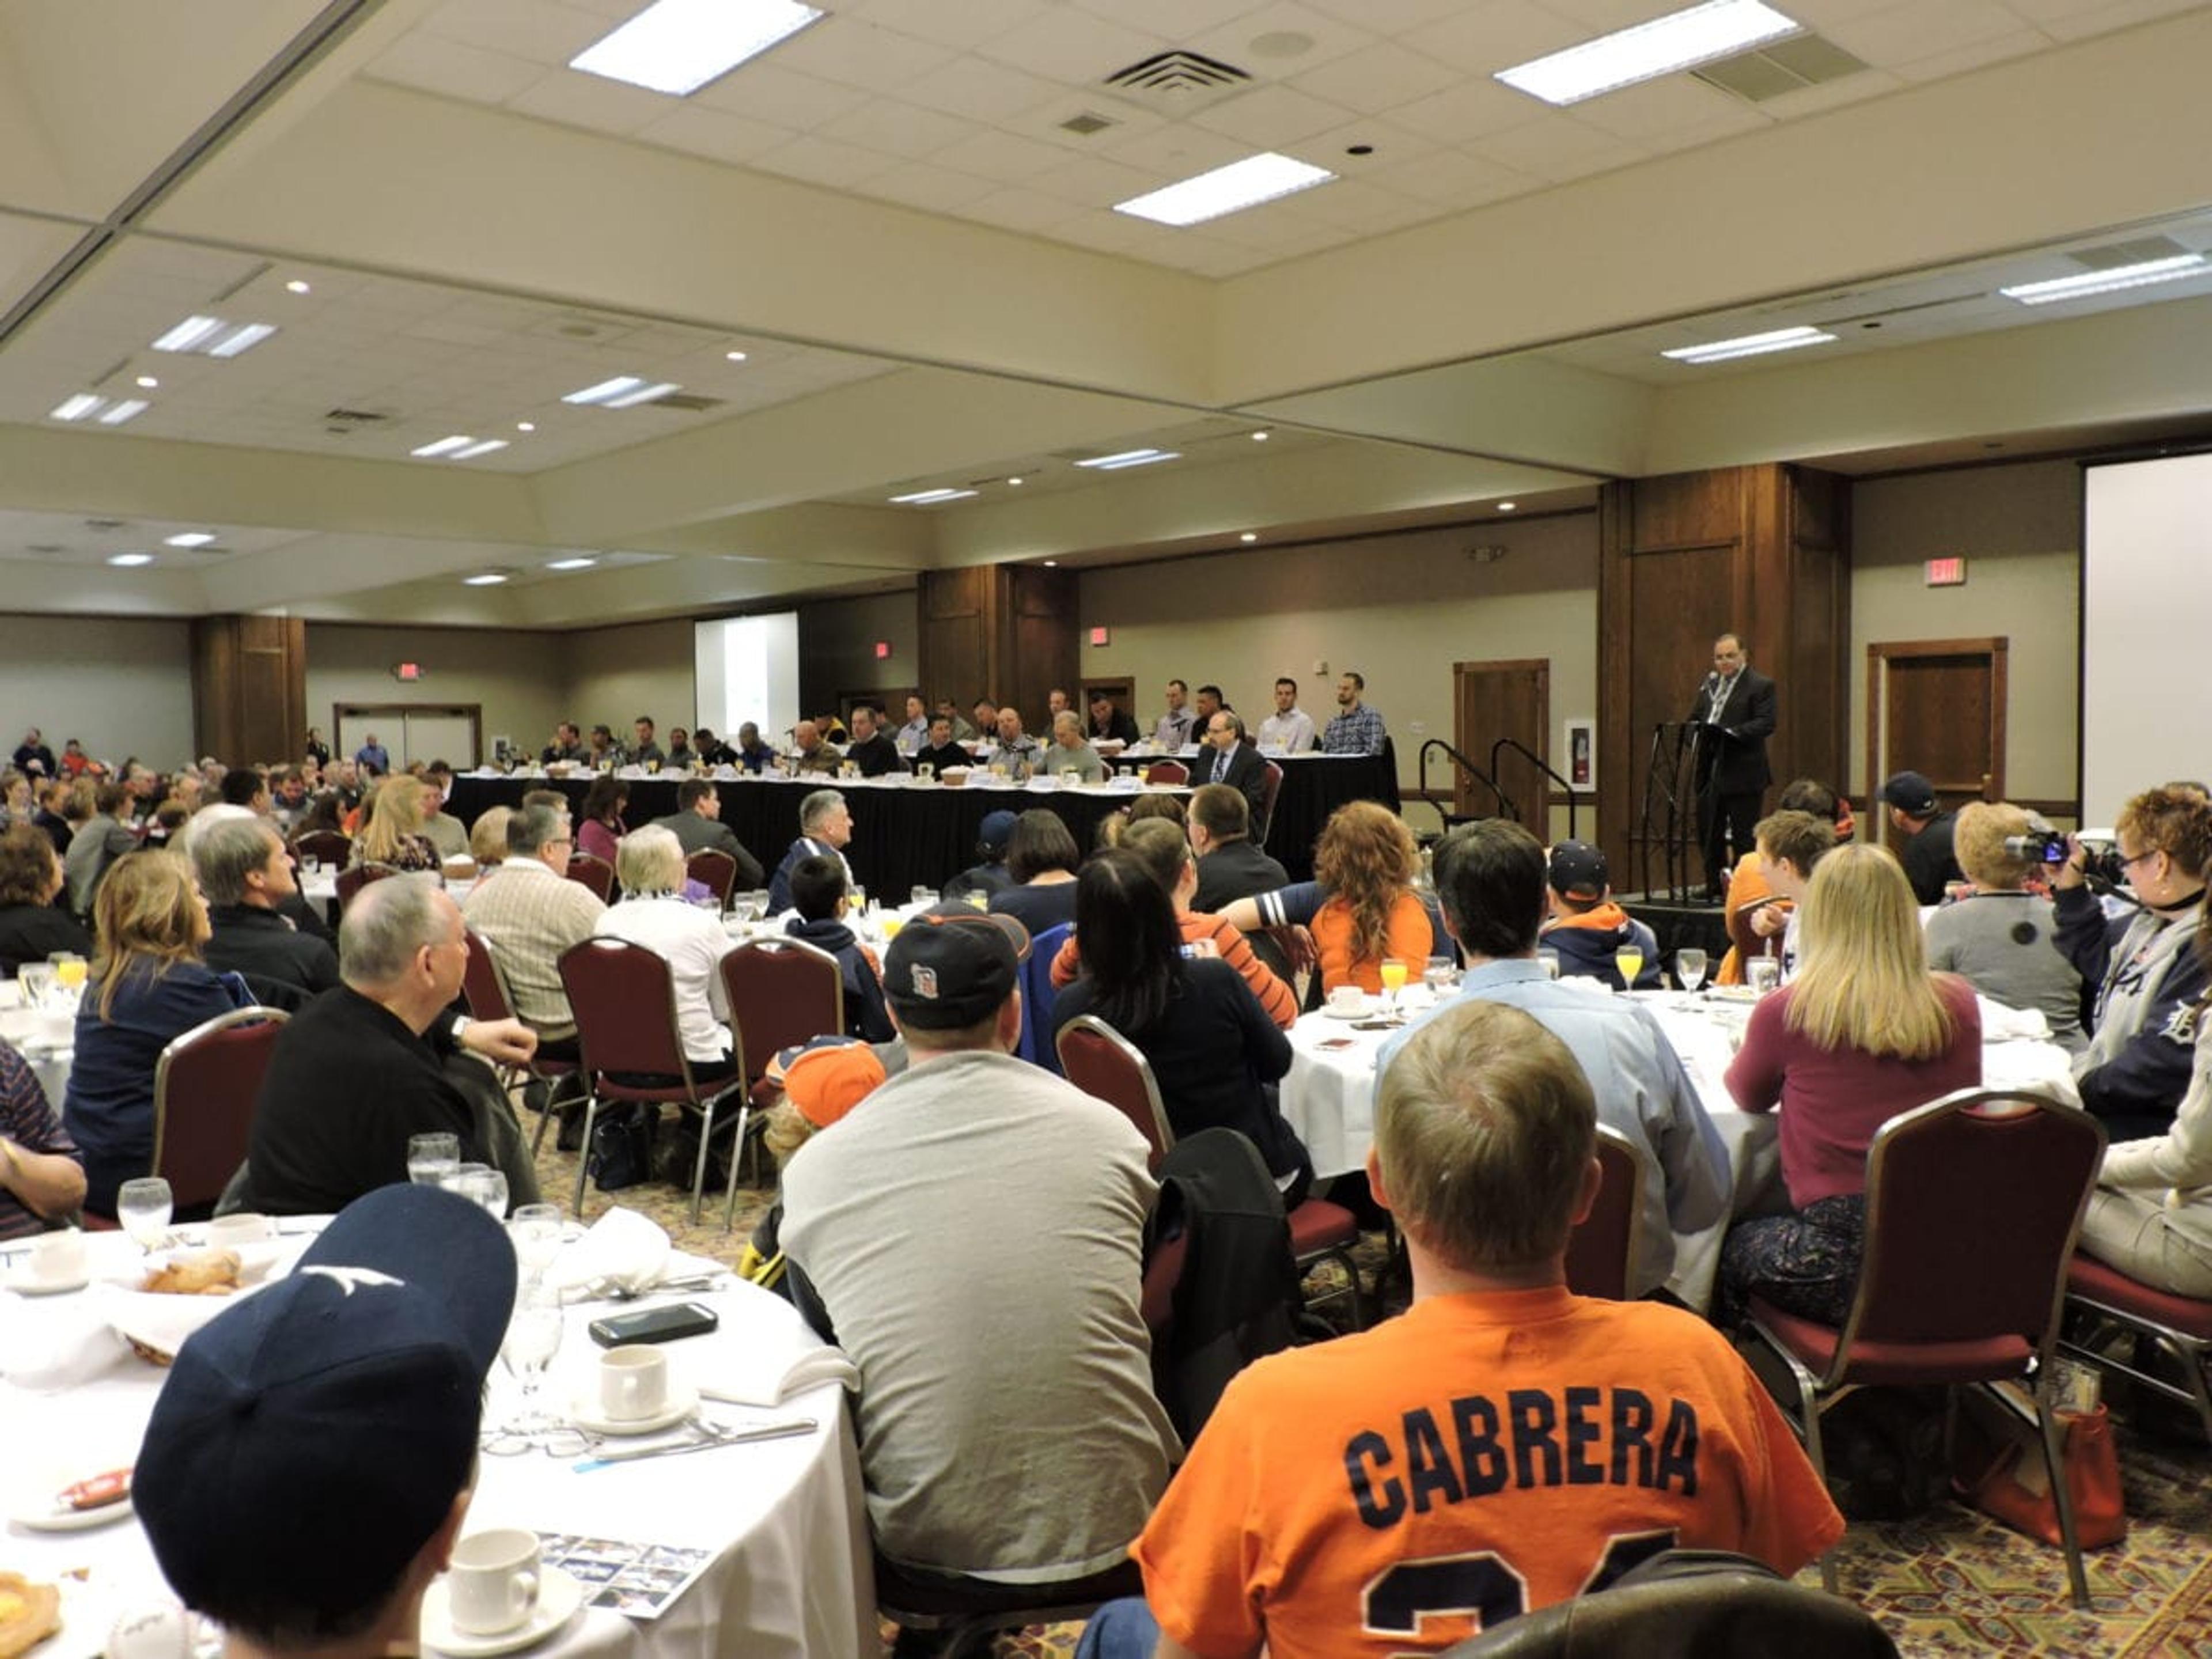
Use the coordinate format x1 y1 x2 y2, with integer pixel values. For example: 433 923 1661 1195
597 1344 669 1422
28 1228 87 1286
447 1528 541 1636
206 1213 274 1247
1327 986 1366 1013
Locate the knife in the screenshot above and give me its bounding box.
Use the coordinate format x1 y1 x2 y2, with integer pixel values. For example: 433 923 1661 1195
572 1418 817 1470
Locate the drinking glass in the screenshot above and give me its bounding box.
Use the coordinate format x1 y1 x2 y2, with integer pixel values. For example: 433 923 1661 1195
407 1132 461 1187
747 890 770 919
449 1162 507 1218
911 886 935 907
1538 949 1562 981
1378 958 1411 1018
499 1279 565 1435
509 1202 563 1276
1675 948 1709 993
117 1177 173 1255
50 955 87 993
1614 946 1645 989
1423 955 1457 994
17 962 55 1008
1747 956 1782 995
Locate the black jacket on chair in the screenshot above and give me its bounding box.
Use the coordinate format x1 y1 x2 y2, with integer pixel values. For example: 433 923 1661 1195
1685 668 1776 796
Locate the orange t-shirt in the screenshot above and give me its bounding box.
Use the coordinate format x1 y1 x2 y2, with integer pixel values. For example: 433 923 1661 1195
1313 892 1433 996
1134 1286 1842 1659
1050 911 1297 1029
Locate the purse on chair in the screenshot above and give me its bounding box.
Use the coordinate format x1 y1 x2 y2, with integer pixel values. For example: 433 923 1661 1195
1952 1393 2126 1550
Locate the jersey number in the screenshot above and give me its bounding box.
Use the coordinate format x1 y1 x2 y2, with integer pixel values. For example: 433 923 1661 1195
1362 1529 1676 1641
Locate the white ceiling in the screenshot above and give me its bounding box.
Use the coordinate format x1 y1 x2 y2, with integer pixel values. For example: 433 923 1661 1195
0 0 2206 624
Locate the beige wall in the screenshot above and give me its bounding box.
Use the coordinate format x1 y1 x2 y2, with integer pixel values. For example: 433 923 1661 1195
798 588 921 718
1848 459 2081 812
564 619 695 739
305 623 570 762
0 615 195 768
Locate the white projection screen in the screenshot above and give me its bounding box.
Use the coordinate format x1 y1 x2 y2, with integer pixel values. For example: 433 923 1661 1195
694 612 801 745
2082 452 2212 823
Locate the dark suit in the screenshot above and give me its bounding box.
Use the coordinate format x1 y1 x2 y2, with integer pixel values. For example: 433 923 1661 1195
1195 741 1270 820
1191 840 1289 915
650 809 767 890
1687 667 1777 895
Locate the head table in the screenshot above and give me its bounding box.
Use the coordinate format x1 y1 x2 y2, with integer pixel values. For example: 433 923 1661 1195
0 1226 874 1659
1281 983 2082 1313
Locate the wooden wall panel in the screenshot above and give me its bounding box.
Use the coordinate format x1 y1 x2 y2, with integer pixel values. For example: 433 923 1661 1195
918 565 1078 728
191 614 306 765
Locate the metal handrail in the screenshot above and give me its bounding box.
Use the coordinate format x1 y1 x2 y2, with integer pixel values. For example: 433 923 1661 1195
1488 736 1586 842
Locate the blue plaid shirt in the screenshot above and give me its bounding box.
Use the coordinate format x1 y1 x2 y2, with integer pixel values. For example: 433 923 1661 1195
1321 703 1388 756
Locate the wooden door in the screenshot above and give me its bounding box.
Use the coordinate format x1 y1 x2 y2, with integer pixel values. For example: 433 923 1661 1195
1866 638 2006 847
1453 659 1548 836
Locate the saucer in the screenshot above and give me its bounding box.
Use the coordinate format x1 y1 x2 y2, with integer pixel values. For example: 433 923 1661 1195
568 1381 699 1437
4 1268 89 1297
14 1491 134 1532
1321 1002 1373 1021
421 1566 584 1657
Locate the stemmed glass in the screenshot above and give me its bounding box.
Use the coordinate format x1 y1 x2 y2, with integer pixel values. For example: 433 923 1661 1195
498 1278 566 1439
407 1132 460 1187
1675 948 1709 993
1614 945 1645 990
1378 958 1411 1021
450 1162 509 1219
117 1177 173 1256
1422 955 1457 997
508 1203 564 1279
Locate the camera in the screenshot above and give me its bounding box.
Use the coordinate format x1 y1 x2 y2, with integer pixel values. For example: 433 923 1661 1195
2003 822 2127 886
2002 829 2067 866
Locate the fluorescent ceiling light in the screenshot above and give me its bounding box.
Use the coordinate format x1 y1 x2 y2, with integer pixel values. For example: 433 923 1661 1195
463 571 512 586
564 376 647 406
152 315 276 357
152 315 226 353
1660 324 1836 364
108 552 154 567
165 532 217 548
1498 0 1801 107
1075 448 1180 471
50 394 103 422
450 439 510 460
97 399 149 426
601 380 679 408
547 556 599 571
412 435 477 458
1998 254 2210 306
571 0 824 96
888 488 978 505
207 323 277 358
1116 153 1335 227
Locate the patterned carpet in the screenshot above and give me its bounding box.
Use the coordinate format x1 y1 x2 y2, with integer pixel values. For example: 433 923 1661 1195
530 1123 2212 1656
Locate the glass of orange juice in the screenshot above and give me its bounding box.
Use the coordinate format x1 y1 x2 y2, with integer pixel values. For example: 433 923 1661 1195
1379 957 1411 1018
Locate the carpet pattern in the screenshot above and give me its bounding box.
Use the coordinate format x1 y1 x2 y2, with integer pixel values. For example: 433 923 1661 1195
530 1124 2212 1656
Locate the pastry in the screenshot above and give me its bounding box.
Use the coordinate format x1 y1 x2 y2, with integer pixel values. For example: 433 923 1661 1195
142 1249 240 1297
0 1573 60 1659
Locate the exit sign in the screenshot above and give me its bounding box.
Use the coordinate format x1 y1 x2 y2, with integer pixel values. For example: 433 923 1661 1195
1090 626 1110 646
1925 557 1967 586
392 661 424 681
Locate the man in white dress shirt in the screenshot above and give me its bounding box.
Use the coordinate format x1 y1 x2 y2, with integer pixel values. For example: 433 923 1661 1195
1255 677 1316 753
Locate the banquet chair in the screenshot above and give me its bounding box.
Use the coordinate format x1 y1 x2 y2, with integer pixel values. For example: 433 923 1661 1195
1253 923 1321 1012
557 938 746 1225
1563 1126 1648 1301
1255 758 1285 847
685 848 738 912
332 861 400 912
1015 922 1073 1075
876 1551 1141 1659
720 935 844 1092
1056 1014 1368 1328
461 927 580 1149
289 829 351 868
1736 1087 2105 1605
565 852 616 904
2058 1254 2212 1444
150 1006 291 1219
1143 759 1188 786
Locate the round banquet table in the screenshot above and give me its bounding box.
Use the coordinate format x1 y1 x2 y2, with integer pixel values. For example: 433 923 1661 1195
0 1228 874 1659
1279 985 2082 1313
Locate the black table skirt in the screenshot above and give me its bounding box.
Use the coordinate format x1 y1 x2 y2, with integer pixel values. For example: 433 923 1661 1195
446 756 1395 896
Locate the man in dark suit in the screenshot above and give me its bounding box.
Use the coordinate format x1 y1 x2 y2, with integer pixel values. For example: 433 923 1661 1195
1187 784 1287 914
1687 631 1777 899
650 778 766 889
1196 712 1270 822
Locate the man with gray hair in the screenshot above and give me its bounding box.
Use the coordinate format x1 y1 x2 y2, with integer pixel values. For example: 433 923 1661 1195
240 876 535 1215
196 815 340 1010
767 789 855 915
461 799 605 1058
1045 710 1107 783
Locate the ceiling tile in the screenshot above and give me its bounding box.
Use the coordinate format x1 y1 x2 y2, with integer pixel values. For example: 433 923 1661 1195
1544 0 1700 29
1096 122 1253 179
1403 1 1588 73
419 0 616 69
693 62 876 129
929 126 1083 184
503 72 672 136
1566 74 1771 141
1818 0 2034 65
1069 0 1279 35
362 35 544 105
635 104 797 166
959 187 1085 233
1745 66 1905 118
1389 76 1543 145
2036 0 2207 39
1181 1 1384 77
1185 82 1359 146
1289 116 1440 175
813 97 975 158
1367 145 1543 206
1024 153 1173 209
976 9 1180 83
843 0 1059 52
1472 115 1649 181
767 17 960 94
1283 39 1465 113
897 53 1070 123
854 161 1005 213
1893 28 2054 81
1297 0 1476 32
748 134 904 190
1262 177 1426 231
1013 91 1172 154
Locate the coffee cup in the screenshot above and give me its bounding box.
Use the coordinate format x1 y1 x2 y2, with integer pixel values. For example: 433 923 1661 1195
206 1213 274 1247
597 1344 669 1422
446 1528 541 1636
28 1228 87 1286
1327 986 1366 1013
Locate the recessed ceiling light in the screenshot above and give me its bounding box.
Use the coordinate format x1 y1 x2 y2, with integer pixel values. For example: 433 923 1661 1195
1251 430 1270 441
151 316 226 353
1998 254 2210 306
50 394 103 422
462 571 513 586
97 399 149 426
1498 0 1801 107
516 422 536 433
1240 532 1259 543
888 488 979 505
1075 448 1180 471
546 556 599 571
285 279 311 295
602 380 680 408
450 439 509 460
725 350 749 362
135 376 158 389
107 552 154 567
1115 153 1335 227
1042 559 1058 567
1660 324 1836 364
1497 501 1518 512
570 0 824 96
411 435 476 458
165 532 217 548
1007 476 1024 487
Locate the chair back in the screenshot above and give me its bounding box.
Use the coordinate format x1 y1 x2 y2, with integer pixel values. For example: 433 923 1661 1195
1833 1088 2105 1381
1144 760 1189 786
1726 902 1774 974
291 830 351 867
1563 1125 1647 1301
1016 921 1074 1073
459 926 516 1022
1255 759 1285 846
566 853 615 904
334 861 399 912
1057 1015 1175 1172
719 937 845 1082
557 937 691 1083
150 1007 291 1211
687 849 738 911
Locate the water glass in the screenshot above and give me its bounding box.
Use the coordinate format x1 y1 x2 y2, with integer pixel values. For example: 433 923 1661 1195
1538 949 1562 982
508 1203 563 1277
911 885 935 907
1423 955 1457 994
450 1162 508 1218
117 1176 174 1255
1675 948 1709 993
407 1132 461 1187
499 1279 565 1434
1747 956 1782 995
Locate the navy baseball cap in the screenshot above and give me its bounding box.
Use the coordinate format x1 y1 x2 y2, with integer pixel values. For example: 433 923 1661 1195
1882 771 1938 816
977 810 1019 855
882 911 1030 1029
1547 840 1609 900
135 1185 517 1623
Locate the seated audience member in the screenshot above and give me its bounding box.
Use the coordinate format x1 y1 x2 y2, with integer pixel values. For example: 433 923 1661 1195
1050 819 1296 1029
1255 676 1317 753
146 798 191 846
593 826 739 1078
541 720 586 764
2056 784 2210 1138
937 699 978 743
268 767 313 833
1092 999 1840 1659
972 698 1000 745
137 1185 513 1659
1048 687 1073 719
12 729 54 777
243 877 533 1214
461 801 605 1062
1044 711 1108 782
1718 844 1982 1328
816 709 850 745
1087 691 1139 746
217 767 270 813
195 816 341 1011
781 855 895 1041
788 720 841 777
779 912 1176 1587
690 726 730 767
1309 801 1431 995
650 778 766 889
33 777 74 856
418 763 469 858
63 851 252 1216
1187 783 1287 914
1191 685 1228 729
941 809 1017 905
1924 801 2085 1051
910 713 975 778
987 809 1082 935
893 695 930 755
986 707 1045 781
1320 670 1387 756
1054 847 1307 1202
289 787 347 846
0 821 92 973
665 726 695 768
1718 779 1847 984
575 775 629 866
630 716 665 767
733 722 778 773
767 789 855 915
1194 712 1267 818
1539 840 1662 990
842 704 906 777
1881 769 1964 904
350 777 442 873
585 724 626 768
467 805 511 869
1152 680 1196 750
63 780 137 918
1379 819 1729 1299
0 1036 85 1238
57 738 91 779
1743 808 1837 982
1 769 32 827
740 1037 889 1293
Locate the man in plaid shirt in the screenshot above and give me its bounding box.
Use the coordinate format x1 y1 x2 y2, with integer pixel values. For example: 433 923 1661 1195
1321 671 1388 756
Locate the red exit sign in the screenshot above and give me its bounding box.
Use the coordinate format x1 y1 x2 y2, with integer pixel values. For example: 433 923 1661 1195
1925 557 1967 586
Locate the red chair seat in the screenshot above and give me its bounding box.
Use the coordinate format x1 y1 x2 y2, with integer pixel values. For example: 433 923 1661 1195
2070 1254 2212 1339
1751 1297 2032 1385
1288 1198 1358 1254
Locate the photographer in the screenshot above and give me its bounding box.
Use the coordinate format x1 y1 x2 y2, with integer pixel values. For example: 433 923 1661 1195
1924 802 2085 1052
2054 785 2211 1139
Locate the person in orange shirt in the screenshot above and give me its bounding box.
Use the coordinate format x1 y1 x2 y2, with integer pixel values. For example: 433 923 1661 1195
1717 778 1852 984
1081 1000 1843 1659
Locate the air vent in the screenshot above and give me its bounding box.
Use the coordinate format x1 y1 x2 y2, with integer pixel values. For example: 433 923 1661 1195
2071 236 2190 271
645 392 724 412
84 518 129 532
1694 33 1866 103
324 407 389 423
1104 50 1250 112
1059 111 1117 137
25 543 67 556
528 313 638 344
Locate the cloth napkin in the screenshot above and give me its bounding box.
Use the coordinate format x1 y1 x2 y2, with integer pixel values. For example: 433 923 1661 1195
1975 995 2052 1042
547 1209 672 1298
3 1243 296 1388
688 1283 860 1406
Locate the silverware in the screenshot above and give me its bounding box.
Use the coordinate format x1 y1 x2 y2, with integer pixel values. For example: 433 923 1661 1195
573 1417 816 1469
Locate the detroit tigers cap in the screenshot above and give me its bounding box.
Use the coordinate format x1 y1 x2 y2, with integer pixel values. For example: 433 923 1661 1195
1547 840 1609 900
881 910 1031 1029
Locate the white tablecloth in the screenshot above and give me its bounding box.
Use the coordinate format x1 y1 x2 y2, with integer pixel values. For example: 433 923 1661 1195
0 1231 873 1659
1281 986 2081 1311
0 997 75 1103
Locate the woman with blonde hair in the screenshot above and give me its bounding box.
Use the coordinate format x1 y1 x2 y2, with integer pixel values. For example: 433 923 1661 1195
1717 843 1981 1326
1308 800 1431 995
468 804 512 869
1924 801 2083 1051
62 850 249 1217
350 775 441 872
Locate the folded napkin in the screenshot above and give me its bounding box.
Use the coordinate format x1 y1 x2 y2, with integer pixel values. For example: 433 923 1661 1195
696 1340 859 1408
548 1208 672 1298
2 1300 130 1390
1976 995 2052 1042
